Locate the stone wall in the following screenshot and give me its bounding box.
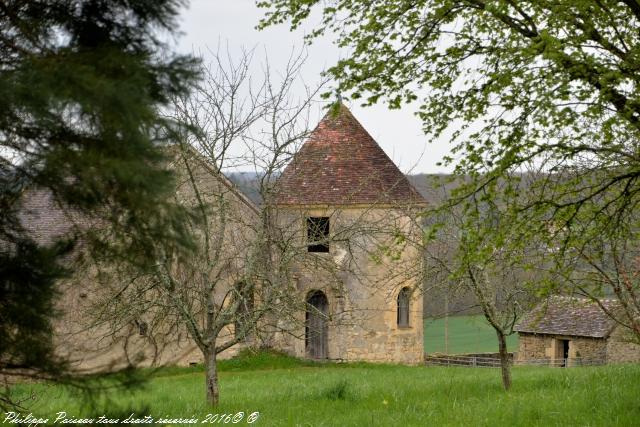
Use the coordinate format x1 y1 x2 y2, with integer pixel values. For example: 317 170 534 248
516 333 607 365
54 273 244 372
606 327 640 363
516 333 548 360
52 153 257 372
270 205 424 364
569 336 608 363
518 329 640 365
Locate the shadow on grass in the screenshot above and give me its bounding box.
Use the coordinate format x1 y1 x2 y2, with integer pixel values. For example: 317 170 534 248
323 379 351 401
128 348 407 379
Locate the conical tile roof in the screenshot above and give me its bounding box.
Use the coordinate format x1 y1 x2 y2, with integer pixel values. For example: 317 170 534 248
273 104 426 206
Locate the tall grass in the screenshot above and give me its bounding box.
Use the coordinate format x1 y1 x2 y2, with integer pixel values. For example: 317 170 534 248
10 350 640 426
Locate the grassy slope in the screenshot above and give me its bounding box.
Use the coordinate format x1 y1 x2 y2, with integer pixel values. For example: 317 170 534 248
424 315 519 354
12 351 640 426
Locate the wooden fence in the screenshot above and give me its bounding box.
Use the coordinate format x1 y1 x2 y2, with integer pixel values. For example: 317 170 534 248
424 353 605 368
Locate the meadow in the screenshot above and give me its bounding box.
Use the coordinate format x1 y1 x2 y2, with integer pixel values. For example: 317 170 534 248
424 315 519 354
10 350 640 426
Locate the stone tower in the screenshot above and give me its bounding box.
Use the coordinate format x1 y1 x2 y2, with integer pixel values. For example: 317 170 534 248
270 103 426 364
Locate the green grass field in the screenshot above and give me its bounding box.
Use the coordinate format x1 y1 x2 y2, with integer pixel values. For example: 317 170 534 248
424 315 519 354
9 351 640 426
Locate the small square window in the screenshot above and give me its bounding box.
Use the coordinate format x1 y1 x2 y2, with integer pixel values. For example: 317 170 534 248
307 217 330 253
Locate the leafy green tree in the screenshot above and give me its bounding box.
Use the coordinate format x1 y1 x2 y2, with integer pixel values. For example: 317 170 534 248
545 205 640 344
422 174 540 390
0 0 198 408
257 0 640 343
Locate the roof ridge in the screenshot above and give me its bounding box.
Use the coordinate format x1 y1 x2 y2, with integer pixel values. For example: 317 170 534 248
515 295 620 338
169 144 260 215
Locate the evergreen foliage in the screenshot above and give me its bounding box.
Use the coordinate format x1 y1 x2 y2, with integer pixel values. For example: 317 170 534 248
0 0 199 408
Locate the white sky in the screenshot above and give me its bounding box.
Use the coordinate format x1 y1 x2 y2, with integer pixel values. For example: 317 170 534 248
173 0 454 174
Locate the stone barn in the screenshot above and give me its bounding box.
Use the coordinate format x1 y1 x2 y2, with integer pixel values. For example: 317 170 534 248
515 296 640 366
21 103 427 370
268 103 427 364
18 149 260 371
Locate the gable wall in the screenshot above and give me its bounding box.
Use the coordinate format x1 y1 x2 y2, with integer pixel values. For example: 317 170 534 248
50 154 259 372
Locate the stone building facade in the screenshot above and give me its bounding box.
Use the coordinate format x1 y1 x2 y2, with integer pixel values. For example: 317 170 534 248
515 296 640 366
20 149 260 372
267 104 426 364
24 103 426 370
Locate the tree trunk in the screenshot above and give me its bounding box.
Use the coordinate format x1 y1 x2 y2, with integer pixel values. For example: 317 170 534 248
496 330 512 391
206 349 219 406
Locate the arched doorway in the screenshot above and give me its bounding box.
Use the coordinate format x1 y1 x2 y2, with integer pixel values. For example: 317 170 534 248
306 290 328 359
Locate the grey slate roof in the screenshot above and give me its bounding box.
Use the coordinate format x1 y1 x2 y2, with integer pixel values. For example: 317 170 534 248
16 148 260 247
515 296 619 338
18 189 81 245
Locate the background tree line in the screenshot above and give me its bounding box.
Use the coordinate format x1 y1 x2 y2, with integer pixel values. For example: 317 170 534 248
0 0 199 410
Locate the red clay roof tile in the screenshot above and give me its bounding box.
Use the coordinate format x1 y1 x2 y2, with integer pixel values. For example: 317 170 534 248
273 103 426 206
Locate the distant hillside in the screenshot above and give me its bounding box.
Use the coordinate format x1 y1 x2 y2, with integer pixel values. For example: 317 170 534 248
406 174 462 205
225 172 263 206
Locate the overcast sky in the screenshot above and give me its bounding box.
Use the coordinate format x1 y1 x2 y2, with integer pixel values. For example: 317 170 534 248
173 0 453 174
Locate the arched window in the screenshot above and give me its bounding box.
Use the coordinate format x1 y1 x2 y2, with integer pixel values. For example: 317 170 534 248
397 287 411 327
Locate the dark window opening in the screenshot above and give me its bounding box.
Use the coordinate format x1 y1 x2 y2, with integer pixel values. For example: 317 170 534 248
397 287 411 327
137 320 148 336
307 217 330 253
